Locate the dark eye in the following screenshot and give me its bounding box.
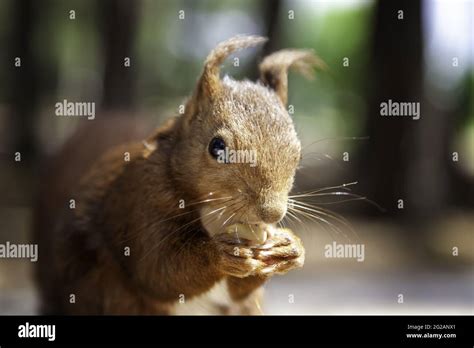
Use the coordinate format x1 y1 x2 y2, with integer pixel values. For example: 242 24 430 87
208 137 226 159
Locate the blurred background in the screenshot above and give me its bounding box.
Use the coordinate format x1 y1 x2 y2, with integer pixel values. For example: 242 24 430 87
0 0 472 314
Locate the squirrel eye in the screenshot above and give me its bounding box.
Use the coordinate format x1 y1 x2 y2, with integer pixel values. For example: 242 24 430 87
208 137 226 159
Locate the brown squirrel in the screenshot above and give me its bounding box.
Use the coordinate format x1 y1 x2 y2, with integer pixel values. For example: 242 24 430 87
34 35 323 315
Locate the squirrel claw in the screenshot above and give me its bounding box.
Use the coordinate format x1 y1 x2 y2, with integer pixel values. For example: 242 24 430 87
215 227 305 278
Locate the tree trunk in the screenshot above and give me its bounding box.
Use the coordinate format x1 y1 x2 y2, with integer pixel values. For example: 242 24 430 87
99 0 140 111
357 0 424 220
5 0 40 163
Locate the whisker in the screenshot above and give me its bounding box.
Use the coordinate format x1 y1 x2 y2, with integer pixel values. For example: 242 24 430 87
289 181 358 197
285 209 311 235
247 222 260 241
301 152 335 161
290 191 356 198
289 200 357 240
119 196 236 244
300 152 344 170
139 205 228 262
301 197 368 205
229 204 249 244
185 195 233 208
172 210 234 259
291 191 385 212
118 206 203 244
301 136 369 152
120 192 236 242
289 206 345 239
286 210 303 224
279 218 286 229
174 200 247 258
221 212 236 227
213 198 247 237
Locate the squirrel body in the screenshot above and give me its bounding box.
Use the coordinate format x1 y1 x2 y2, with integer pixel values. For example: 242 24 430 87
34 36 322 314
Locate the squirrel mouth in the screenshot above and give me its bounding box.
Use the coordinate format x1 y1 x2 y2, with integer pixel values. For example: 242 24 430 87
200 207 272 245
224 223 268 244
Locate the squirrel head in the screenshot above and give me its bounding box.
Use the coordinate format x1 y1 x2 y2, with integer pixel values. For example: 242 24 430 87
149 35 324 236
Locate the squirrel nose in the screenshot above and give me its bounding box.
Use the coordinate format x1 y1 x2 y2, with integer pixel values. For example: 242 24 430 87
257 202 286 224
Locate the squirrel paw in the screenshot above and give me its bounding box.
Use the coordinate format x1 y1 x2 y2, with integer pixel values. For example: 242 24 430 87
214 227 305 278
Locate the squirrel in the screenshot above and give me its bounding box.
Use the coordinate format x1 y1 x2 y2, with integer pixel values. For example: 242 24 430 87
33 35 323 315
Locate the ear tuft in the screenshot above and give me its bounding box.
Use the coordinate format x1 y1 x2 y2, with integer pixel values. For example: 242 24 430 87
197 35 268 101
259 49 326 106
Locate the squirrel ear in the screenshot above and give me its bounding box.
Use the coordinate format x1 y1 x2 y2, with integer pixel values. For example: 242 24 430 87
194 35 268 103
259 49 326 106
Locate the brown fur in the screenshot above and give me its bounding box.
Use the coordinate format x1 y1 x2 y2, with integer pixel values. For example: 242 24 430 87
34 36 320 315
260 49 326 105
